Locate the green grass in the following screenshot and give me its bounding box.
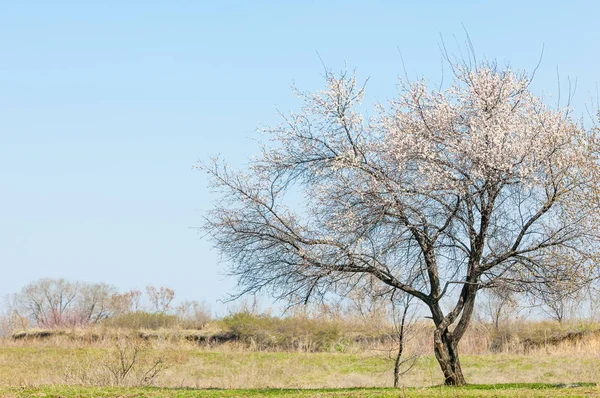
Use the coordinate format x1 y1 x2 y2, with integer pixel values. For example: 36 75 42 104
1 384 599 398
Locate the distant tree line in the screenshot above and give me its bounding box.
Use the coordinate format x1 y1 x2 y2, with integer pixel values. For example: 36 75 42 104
1 278 210 332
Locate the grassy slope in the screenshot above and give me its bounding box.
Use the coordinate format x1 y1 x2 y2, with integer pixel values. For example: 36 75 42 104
1 384 599 398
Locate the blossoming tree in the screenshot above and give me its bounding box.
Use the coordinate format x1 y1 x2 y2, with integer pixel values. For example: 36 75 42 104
201 60 600 385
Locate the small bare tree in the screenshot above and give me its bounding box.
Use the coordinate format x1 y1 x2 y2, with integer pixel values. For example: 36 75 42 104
175 300 211 329
585 281 600 322
110 290 142 315
532 279 583 323
0 295 29 335
78 282 117 324
145 286 175 314
480 283 519 330
390 291 419 388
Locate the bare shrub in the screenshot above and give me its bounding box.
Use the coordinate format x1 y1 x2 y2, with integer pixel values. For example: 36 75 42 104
63 334 167 386
103 337 165 386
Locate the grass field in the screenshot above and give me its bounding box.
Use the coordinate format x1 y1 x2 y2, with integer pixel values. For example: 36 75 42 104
1 384 599 398
1 343 599 389
2 320 600 396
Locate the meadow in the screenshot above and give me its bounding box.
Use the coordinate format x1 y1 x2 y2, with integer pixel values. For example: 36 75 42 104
4 281 600 396
2 314 600 397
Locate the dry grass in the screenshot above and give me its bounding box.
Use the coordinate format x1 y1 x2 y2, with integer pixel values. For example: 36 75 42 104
2 318 600 390
1 384 600 398
1 330 600 389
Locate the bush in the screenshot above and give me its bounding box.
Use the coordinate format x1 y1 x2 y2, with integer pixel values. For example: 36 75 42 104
220 311 343 351
102 312 178 330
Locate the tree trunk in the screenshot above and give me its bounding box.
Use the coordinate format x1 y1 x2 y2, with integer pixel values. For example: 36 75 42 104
433 327 466 386
429 272 477 386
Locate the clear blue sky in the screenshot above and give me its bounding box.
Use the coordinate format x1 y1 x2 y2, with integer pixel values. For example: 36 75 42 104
1 1 599 313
